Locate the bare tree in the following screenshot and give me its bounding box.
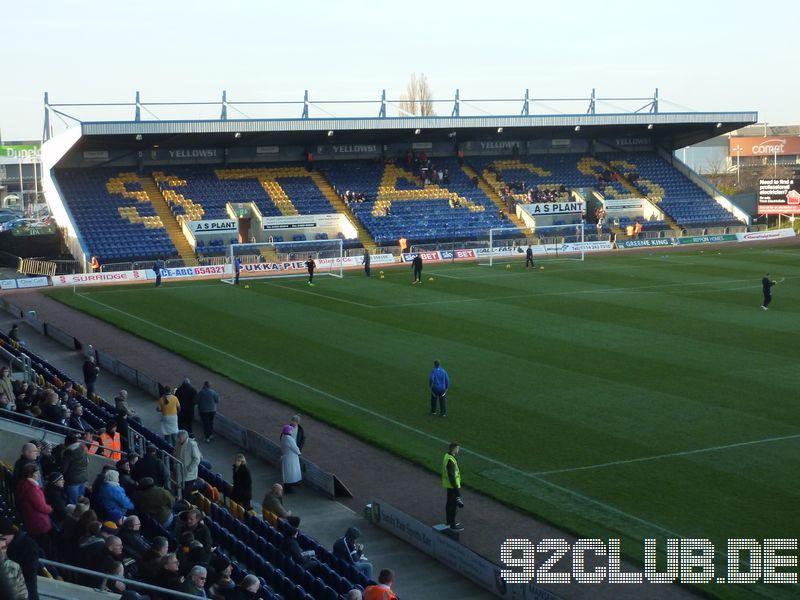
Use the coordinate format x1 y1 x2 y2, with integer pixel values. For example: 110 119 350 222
398 73 436 117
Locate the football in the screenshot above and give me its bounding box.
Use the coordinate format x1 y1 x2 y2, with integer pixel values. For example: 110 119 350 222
506 264 511 269
428 277 434 281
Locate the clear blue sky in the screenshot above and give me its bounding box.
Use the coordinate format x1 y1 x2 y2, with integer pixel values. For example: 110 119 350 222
2 0 797 141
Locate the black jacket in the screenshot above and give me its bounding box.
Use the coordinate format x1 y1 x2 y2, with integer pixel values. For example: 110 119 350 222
7 530 40 598
176 382 197 424
119 528 151 562
231 464 252 507
82 360 99 384
45 482 69 522
132 454 170 489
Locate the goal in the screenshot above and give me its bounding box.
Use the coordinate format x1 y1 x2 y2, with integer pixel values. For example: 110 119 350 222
480 223 588 266
224 238 344 283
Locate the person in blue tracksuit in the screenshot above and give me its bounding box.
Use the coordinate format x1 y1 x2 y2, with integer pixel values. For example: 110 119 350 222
429 360 450 417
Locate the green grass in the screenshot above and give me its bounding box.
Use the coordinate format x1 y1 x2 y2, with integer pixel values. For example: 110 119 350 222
48 246 800 599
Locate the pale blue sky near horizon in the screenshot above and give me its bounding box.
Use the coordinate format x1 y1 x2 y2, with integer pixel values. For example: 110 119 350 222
1 0 797 141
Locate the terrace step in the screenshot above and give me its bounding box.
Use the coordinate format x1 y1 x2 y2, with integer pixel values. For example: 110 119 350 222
309 170 378 252
138 176 198 265
462 163 527 230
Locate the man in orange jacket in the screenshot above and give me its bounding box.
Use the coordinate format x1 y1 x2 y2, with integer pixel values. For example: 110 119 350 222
363 569 398 599
99 421 122 461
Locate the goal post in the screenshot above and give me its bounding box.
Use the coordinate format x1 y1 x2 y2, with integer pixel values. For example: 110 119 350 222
481 223 588 266
223 238 344 283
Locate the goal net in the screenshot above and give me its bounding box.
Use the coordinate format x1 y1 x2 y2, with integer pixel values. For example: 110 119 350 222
223 238 344 283
480 223 588 266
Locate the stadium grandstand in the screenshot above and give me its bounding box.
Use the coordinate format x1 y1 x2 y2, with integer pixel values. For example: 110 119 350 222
38 90 755 272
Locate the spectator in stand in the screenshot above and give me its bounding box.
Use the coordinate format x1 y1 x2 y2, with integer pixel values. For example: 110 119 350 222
0 366 14 407
82 356 99 399
155 552 184 592
132 444 170 489
94 469 134 523
114 398 136 450
137 535 168 585
99 421 123 462
118 516 150 562
175 532 196 572
231 574 260 600
100 535 129 580
101 560 126 594
157 388 181 447
364 569 398 599
15 463 53 555
173 508 212 563
35 441 56 478
82 430 101 456
77 521 106 572
280 425 302 493
67 404 89 433
181 565 208 597
175 378 198 433
333 527 374 580
8 324 23 345
44 472 69 524
196 381 220 443
179 540 208 578
57 502 89 557
12 443 40 485
132 477 175 528
231 454 252 511
279 526 319 571
38 390 62 425
289 414 306 451
207 555 235 600
175 430 202 497
114 390 138 421
115 460 138 495
0 536 27 600
262 484 291 519
0 517 40 600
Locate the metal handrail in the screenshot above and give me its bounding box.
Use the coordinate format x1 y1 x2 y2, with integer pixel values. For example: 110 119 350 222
39 558 208 600
0 406 128 456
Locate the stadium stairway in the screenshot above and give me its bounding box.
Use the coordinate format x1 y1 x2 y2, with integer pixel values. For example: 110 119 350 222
462 163 527 230
139 175 198 264
309 171 378 251
598 159 683 236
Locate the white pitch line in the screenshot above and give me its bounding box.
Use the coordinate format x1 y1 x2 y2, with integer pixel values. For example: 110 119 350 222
73 292 681 538
378 276 790 309
533 432 800 476
259 280 376 309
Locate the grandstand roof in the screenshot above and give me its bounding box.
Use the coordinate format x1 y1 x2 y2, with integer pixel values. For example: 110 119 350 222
71 111 757 152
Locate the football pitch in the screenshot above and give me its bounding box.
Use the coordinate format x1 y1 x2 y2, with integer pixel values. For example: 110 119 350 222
49 246 800 596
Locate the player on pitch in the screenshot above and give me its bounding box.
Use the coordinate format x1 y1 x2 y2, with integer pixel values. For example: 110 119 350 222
306 255 316 286
761 272 777 310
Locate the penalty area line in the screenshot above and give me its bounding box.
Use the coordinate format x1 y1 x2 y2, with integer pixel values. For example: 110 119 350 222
73 292 681 539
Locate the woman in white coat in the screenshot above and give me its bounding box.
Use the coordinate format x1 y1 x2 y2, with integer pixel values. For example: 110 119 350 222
280 424 302 493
